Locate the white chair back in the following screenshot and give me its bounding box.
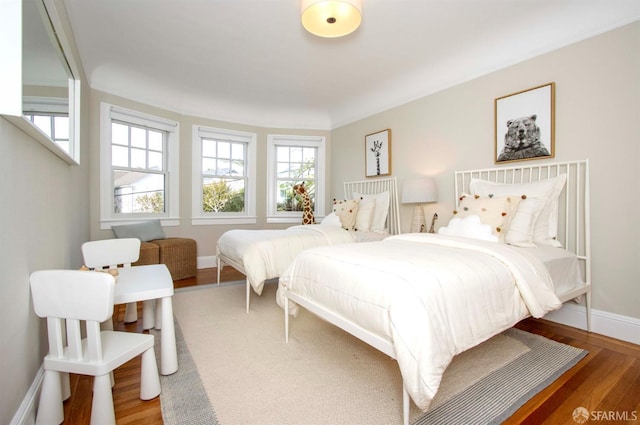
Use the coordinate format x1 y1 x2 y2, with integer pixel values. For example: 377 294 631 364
82 238 141 269
31 270 115 322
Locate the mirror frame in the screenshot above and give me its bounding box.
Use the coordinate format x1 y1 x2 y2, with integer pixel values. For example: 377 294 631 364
1 0 81 165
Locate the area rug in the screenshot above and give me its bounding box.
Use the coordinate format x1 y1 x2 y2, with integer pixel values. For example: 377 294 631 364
155 281 586 425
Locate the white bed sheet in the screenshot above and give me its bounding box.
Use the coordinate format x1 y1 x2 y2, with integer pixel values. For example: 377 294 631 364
277 233 563 411
218 224 384 295
520 245 584 299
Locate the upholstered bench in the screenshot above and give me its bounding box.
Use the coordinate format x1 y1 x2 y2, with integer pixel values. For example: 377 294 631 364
113 221 197 281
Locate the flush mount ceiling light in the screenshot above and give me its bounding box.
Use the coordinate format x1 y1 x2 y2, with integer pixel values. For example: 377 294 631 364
301 0 363 38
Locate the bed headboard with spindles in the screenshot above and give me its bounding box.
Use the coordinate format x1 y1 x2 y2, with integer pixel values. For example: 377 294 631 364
455 159 591 304
344 177 401 235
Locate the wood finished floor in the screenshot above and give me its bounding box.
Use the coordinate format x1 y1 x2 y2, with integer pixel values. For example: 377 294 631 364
61 267 640 424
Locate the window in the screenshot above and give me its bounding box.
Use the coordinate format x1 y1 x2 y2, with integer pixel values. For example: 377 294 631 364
99 103 179 229
267 135 326 224
23 96 70 154
192 126 257 225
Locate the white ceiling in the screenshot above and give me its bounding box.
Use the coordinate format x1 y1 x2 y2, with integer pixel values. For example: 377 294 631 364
63 0 639 130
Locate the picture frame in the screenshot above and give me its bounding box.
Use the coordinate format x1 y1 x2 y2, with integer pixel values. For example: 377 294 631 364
365 129 391 177
494 82 555 164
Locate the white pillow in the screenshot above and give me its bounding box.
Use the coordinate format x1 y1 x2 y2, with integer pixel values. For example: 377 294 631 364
353 191 389 233
469 174 566 247
320 212 342 227
504 197 546 247
438 215 499 242
353 196 376 231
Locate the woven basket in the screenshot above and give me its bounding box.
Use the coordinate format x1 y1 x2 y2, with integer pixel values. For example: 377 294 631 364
150 238 197 281
133 242 160 266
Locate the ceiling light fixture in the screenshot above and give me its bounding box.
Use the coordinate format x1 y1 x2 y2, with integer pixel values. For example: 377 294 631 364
301 0 362 38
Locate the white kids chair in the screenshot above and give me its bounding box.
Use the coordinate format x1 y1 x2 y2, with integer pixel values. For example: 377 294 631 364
30 269 161 425
81 238 147 326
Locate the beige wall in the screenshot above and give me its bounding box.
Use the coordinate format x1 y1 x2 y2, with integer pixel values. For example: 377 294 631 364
331 22 640 320
0 1 91 422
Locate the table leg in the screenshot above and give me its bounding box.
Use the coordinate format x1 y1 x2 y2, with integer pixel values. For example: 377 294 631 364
142 300 155 330
160 296 178 375
154 299 162 330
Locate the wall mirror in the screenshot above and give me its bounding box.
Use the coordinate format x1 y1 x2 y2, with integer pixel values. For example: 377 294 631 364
1 0 80 164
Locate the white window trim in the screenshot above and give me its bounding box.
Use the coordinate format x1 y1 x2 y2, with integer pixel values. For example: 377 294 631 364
191 125 257 225
266 134 326 224
99 102 180 229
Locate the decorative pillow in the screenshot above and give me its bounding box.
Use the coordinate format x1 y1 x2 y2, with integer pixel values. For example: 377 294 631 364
469 174 566 247
320 212 342 227
332 199 359 230
453 194 519 239
354 196 376 231
111 220 165 242
353 191 389 233
438 215 499 242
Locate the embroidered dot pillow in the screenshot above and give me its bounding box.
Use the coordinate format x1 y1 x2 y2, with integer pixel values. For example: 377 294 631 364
453 194 519 239
332 199 360 230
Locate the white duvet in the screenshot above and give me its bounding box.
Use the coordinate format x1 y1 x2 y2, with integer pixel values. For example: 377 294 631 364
217 225 356 295
277 233 562 411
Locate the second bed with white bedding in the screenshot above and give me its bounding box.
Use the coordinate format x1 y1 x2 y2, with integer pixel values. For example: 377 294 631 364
277 160 591 425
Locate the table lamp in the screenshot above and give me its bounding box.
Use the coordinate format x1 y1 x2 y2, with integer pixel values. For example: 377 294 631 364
401 177 438 233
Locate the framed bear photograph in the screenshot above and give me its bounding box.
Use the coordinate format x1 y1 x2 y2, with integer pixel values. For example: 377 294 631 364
494 82 555 164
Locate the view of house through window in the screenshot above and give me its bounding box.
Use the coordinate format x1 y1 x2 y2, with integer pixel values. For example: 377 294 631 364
276 145 317 213
111 121 166 214
201 137 246 213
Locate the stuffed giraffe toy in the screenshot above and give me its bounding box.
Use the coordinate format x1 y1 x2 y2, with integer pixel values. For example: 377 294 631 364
293 182 315 225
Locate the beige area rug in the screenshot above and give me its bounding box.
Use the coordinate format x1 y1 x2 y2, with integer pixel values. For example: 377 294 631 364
156 281 586 425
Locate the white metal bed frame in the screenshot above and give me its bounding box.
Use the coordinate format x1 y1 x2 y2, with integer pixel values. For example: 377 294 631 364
217 176 400 313
283 159 591 425
455 159 592 327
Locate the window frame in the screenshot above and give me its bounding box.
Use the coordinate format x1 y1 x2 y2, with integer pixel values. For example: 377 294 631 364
266 134 326 224
99 102 180 229
191 125 257 225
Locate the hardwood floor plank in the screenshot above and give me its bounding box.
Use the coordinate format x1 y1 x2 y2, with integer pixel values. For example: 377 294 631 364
59 268 639 424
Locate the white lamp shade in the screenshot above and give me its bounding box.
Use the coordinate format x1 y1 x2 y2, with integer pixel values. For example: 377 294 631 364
301 0 362 38
401 178 438 204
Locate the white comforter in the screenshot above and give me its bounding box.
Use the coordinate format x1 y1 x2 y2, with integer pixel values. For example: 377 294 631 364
277 233 562 411
217 225 356 295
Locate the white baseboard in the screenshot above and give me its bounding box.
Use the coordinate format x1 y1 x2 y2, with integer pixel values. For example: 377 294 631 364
10 365 43 425
197 255 217 270
544 302 640 345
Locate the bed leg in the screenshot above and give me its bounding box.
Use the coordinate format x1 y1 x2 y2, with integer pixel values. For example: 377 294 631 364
402 384 409 425
586 291 592 332
284 294 289 343
216 254 221 285
246 279 250 314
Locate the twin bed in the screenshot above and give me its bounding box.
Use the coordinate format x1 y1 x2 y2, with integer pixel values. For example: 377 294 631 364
277 159 591 425
216 177 401 312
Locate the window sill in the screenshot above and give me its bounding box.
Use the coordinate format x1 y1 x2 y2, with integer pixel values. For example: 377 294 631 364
5 115 79 165
100 217 180 230
192 216 257 226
